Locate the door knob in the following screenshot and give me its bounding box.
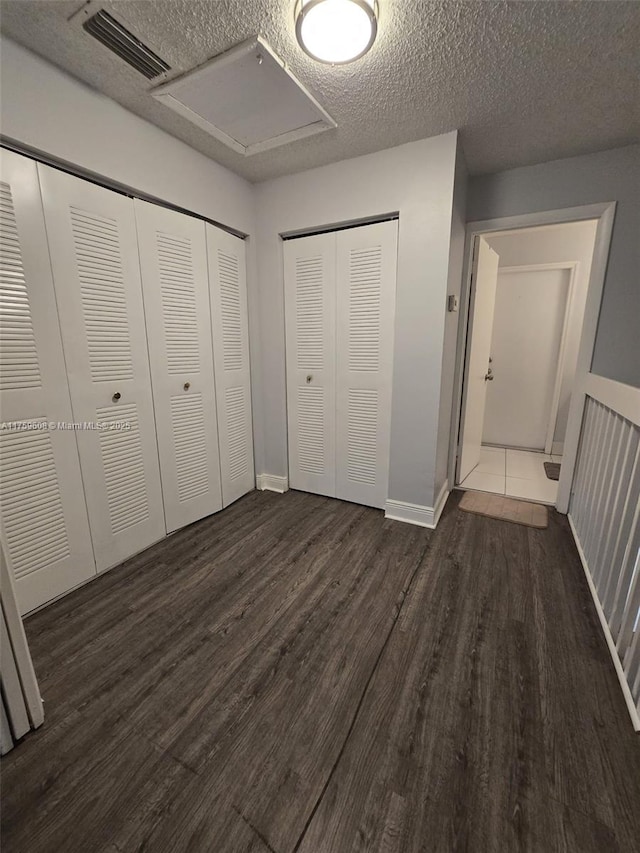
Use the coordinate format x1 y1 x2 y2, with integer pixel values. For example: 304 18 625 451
306 375 312 384
183 382 191 391
112 391 121 402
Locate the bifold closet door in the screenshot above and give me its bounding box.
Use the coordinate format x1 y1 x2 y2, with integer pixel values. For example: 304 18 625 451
335 220 398 508
38 165 165 572
0 150 94 613
284 232 336 497
207 225 254 507
284 221 398 509
135 200 222 531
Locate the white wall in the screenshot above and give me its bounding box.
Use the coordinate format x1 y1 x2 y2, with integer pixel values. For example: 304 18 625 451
0 37 266 471
0 38 254 233
468 145 640 388
485 220 597 448
254 133 459 509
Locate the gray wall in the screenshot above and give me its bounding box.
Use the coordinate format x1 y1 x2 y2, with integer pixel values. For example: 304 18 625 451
255 133 459 509
434 144 468 498
1 39 464 511
468 144 640 387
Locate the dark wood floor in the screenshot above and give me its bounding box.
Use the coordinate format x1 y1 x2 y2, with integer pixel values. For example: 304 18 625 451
2 490 639 852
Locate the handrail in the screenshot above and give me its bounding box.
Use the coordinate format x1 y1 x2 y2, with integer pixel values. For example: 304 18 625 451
584 373 640 426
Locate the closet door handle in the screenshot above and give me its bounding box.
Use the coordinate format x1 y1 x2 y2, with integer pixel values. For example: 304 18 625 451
183 382 191 391
306 375 313 384
112 391 121 402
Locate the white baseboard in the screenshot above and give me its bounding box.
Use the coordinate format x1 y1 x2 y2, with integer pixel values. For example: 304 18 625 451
256 473 289 493
551 441 564 456
432 481 450 527
385 482 450 530
568 514 640 732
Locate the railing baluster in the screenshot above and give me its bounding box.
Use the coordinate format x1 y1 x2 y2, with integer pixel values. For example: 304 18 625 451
601 424 637 618
569 380 640 724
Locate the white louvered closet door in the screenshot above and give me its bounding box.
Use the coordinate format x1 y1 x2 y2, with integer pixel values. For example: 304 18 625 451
37 165 165 572
284 232 336 497
135 201 222 532
0 150 95 614
335 221 398 508
207 225 254 507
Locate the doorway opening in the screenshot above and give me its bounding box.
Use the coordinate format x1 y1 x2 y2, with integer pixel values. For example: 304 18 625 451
451 204 615 511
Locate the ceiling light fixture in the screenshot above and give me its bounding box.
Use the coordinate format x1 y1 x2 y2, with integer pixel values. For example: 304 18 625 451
295 0 378 65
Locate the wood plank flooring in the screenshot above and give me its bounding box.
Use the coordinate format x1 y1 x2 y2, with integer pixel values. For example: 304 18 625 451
2 489 639 852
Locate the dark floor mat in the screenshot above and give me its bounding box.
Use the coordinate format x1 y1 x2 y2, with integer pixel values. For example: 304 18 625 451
459 490 548 528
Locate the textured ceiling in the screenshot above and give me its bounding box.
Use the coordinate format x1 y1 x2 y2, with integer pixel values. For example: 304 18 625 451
1 0 639 183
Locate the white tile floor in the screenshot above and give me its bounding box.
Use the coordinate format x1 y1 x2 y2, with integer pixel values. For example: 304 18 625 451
460 446 561 505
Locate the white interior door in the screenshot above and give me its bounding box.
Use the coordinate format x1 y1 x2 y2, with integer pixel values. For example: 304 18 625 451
135 201 222 532
0 150 95 613
38 165 165 572
458 237 499 483
335 221 398 509
207 224 254 507
483 267 571 450
284 232 336 497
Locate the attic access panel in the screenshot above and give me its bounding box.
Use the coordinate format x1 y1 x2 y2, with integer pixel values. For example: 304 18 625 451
152 37 336 156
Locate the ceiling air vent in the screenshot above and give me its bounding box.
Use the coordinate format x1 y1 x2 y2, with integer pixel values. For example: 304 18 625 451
82 9 170 80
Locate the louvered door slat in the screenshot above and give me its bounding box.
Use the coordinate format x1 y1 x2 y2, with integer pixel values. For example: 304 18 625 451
0 181 41 391
71 206 135 384
336 220 397 508
170 393 210 501
225 387 250 481
0 151 95 613
136 201 222 532
208 225 254 507
295 257 325 370
157 230 201 376
297 387 326 475
284 232 336 497
0 427 70 577
38 165 165 572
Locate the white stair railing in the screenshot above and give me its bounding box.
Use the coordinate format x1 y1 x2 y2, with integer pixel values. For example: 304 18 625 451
568 373 640 730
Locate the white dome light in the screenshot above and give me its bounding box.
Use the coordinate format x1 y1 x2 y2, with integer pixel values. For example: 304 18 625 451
295 0 378 65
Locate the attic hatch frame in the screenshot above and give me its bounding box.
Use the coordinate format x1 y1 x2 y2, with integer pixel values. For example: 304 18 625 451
151 36 337 157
